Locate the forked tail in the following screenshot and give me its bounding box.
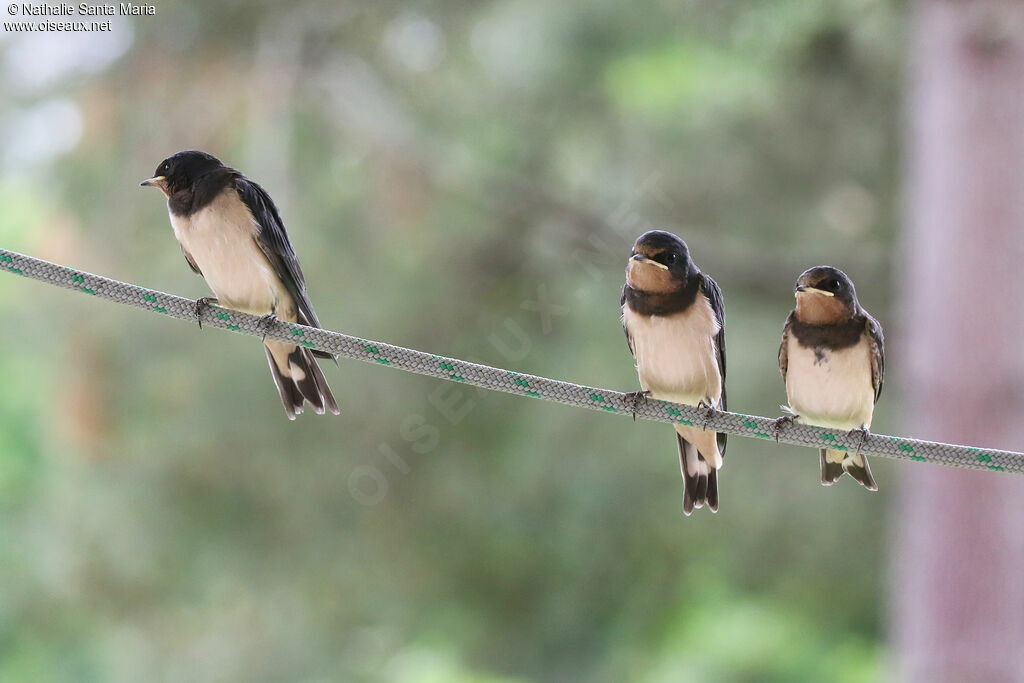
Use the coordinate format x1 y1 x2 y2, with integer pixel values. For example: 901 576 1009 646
820 449 877 491
677 432 720 515
265 341 340 420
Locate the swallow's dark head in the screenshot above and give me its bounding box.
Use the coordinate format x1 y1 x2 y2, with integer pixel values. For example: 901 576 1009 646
626 230 695 294
794 265 859 322
141 150 225 197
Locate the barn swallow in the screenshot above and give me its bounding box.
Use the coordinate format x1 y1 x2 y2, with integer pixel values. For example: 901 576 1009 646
141 150 339 420
621 230 727 515
777 266 883 490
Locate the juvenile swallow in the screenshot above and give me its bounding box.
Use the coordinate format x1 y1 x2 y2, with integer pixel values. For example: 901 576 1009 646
141 150 339 420
621 230 727 515
778 266 883 490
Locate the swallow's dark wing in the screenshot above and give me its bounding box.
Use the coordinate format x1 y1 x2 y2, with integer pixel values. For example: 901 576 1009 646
620 285 635 356
181 246 201 275
779 311 794 383
234 175 321 329
700 274 726 408
700 273 727 454
865 313 884 403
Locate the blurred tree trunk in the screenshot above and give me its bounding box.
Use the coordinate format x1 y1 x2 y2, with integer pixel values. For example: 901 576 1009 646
895 1 1024 681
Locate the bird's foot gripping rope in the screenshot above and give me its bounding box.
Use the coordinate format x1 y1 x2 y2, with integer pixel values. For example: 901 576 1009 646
696 398 723 432
258 312 279 342
847 426 871 453
772 415 796 443
0 247 1022 476
194 297 219 329
624 390 652 422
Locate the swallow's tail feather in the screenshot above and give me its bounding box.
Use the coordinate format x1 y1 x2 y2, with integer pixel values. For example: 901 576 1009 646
820 449 877 491
677 433 719 515
843 452 877 491
265 342 340 420
706 468 719 511
310 348 337 362
820 449 845 486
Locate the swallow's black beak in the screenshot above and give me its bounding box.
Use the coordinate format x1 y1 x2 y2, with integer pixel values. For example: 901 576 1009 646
794 284 834 298
140 176 171 197
630 253 668 270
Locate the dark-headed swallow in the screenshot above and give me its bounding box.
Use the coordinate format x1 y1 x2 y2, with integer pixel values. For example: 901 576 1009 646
778 266 883 490
621 230 727 515
141 150 339 420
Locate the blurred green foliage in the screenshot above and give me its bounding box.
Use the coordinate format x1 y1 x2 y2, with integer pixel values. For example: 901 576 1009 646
0 0 905 680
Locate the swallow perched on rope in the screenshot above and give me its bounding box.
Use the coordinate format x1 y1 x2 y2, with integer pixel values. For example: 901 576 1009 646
621 230 727 515
141 150 339 420
777 266 883 490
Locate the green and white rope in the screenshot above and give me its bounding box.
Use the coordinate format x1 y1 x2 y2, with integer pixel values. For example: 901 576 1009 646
1 248 1020 475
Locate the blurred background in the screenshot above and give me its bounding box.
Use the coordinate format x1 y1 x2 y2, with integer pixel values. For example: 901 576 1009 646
1 0 1022 680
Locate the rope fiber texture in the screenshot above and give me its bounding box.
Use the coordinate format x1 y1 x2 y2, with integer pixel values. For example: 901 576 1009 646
2 248 1020 475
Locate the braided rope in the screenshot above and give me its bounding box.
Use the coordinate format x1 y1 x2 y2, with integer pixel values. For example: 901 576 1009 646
1 248 1019 474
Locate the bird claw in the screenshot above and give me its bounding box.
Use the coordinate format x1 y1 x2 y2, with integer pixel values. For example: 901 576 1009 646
624 390 652 422
696 398 718 431
847 426 871 452
194 297 218 329
259 312 279 342
772 415 796 443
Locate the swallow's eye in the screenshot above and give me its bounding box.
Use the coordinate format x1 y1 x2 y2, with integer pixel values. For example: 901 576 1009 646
829 278 841 290
665 253 677 265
